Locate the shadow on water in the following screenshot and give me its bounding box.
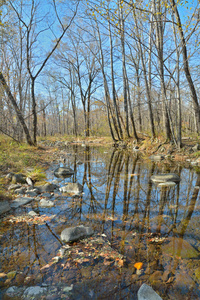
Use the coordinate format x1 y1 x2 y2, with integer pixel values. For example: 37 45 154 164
1 145 200 299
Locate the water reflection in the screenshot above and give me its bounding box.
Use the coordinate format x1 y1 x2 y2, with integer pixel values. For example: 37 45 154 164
1 146 200 298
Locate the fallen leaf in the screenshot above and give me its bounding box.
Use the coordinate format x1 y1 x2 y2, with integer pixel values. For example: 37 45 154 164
117 259 124 266
134 262 143 270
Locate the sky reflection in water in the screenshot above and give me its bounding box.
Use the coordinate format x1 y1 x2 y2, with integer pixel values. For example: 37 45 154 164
1 145 200 299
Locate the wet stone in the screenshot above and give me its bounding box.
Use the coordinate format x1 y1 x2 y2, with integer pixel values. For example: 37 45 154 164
39 199 54 207
59 182 83 194
61 225 94 242
54 167 74 178
151 173 180 183
28 210 39 217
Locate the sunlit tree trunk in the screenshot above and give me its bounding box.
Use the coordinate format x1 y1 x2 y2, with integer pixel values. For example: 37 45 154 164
131 3 155 139
118 0 130 137
108 12 123 140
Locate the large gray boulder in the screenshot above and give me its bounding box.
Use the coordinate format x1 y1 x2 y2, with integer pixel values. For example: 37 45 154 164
138 284 163 300
59 182 83 194
61 225 94 243
151 173 180 183
54 167 74 178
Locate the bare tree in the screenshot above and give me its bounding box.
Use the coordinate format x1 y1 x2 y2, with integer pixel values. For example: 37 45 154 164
9 0 79 144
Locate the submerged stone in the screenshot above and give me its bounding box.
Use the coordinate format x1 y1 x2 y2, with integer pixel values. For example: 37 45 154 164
59 182 83 194
138 283 163 300
54 167 74 178
151 173 180 183
162 237 199 259
61 225 94 242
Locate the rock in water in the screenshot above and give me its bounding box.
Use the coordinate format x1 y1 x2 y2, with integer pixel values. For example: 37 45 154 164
59 182 83 194
151 173 180 183
39 199 54 207
61 225 94 242
54 167 74 178
138 284 163 300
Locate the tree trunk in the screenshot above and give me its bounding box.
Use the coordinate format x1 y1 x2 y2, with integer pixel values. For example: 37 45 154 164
118 1 130 138
170 0 200 134
108 16 123 140
132 3 155 139
0 71 34 145
31 78 37 144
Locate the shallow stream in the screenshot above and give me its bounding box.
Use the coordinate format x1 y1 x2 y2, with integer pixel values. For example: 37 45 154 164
1 145 200 299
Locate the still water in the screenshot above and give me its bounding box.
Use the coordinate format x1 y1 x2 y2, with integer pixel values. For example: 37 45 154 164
1 145 200 299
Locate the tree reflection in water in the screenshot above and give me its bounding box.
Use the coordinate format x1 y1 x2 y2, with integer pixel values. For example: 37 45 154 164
1 146 200 298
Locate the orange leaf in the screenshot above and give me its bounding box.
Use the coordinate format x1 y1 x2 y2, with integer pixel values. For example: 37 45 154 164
117 259 124 266
134 262 143 270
